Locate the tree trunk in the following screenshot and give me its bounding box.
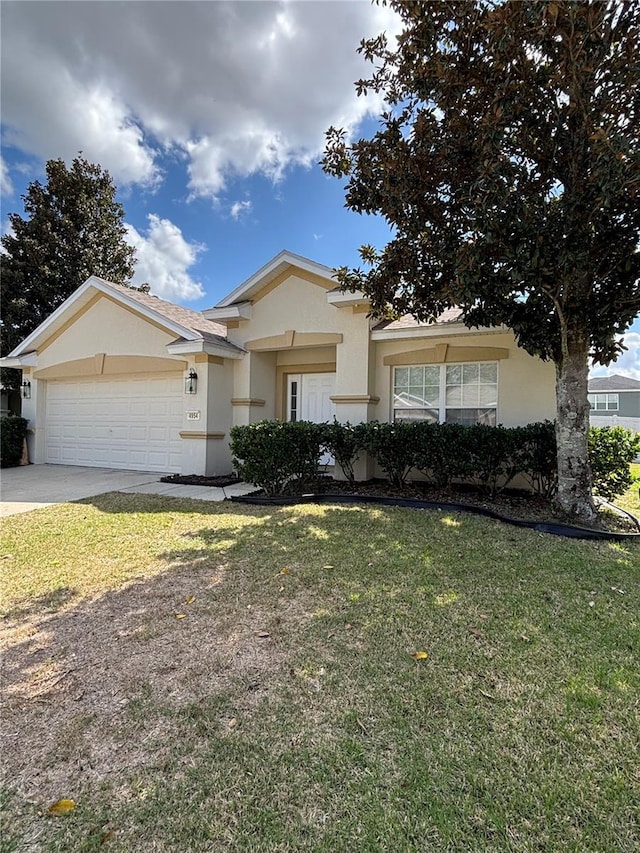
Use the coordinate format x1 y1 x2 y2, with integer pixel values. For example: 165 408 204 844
554 332 597 523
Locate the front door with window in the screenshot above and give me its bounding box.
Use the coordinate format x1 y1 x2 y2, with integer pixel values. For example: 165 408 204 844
287 372 336 464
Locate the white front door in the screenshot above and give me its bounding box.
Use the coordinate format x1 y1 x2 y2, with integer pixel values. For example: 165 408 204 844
287 373 336 465
287 373 336 423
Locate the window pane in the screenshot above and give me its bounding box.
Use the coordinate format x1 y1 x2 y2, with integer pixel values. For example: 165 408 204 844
446 408 496 426
395 367 409 388
409 366 424 386
395 408 438 423
480 363 497 383
446 385 463 406
463 363 479 383
478 384 497 406
424 366 440 385
446 364 462 385
461 385 480 407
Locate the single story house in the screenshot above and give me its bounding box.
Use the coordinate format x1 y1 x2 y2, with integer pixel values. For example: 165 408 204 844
588 373 640 432
2 250 556 478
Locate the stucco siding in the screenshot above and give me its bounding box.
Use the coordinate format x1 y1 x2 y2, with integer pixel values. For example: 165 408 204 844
373 330 556 427
36 295 179 369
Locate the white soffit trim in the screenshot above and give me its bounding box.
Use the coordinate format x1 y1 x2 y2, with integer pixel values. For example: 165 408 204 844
7 276 201 357
0 352 37 368
214 250 336 308
166 340 245 360
326 290 370 308
371 323 507 341
203 302 252 322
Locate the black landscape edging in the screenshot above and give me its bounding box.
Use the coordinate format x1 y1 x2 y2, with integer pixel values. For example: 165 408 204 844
229 492 640 542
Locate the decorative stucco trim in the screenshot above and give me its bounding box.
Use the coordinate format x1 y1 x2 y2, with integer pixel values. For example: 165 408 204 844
33 355 187 380
245 331 343 352
231 398 266 407
330 395 380 404
194 354 224 365
383 345 509 366
179 431 226 440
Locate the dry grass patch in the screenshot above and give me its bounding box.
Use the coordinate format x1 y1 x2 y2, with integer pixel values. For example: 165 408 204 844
1 491 639 852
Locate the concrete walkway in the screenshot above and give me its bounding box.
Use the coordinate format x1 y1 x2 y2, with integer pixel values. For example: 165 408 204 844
0 465 255 517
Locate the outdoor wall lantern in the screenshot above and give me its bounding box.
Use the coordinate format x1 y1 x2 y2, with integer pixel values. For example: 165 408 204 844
185 369 198 395
21 380 31 399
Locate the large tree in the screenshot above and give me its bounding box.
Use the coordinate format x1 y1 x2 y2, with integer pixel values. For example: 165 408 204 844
322 0 640 522
1 156 136 378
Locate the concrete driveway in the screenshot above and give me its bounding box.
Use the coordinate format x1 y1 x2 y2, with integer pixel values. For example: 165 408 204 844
0 465 164 517
0 465 256 517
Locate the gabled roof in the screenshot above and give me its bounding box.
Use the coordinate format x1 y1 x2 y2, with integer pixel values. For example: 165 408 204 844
213 250 335 308
588 373 640 392
5 276 242 359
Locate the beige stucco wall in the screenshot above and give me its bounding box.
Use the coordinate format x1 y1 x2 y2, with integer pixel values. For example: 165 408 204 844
373 329 556 427
23 292 240 476
226 273 373 427
35 295 180 369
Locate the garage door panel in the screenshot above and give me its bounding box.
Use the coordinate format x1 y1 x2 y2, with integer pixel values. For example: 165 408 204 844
46 374 183 472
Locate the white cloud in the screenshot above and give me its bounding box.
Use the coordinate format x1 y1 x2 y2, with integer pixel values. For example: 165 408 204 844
590 332 640 380
0 156 13 196
0 1 400 198
125 214 205 302
230 200 252 220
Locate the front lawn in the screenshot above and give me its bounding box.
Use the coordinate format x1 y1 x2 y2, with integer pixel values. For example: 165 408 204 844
1 490 638 852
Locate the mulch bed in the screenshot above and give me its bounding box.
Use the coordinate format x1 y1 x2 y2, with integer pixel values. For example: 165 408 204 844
271 477 639 534
161 473 636 534
160 473 241 487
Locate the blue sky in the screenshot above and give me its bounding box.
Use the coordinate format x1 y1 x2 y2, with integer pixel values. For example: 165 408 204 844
1 1 638 376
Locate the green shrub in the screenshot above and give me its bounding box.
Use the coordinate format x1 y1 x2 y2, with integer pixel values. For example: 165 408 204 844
462 424 520 497
230 420 325 496
320 420 366 483
0 416 28 468
588 426 640 501
412 422 469 489
514 421 558 499
361 421 420 488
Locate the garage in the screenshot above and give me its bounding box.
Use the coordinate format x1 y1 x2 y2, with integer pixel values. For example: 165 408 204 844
45 373 184 472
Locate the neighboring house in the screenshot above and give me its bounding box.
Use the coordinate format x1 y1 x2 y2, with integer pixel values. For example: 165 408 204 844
0 250 556 477
588 374 640 432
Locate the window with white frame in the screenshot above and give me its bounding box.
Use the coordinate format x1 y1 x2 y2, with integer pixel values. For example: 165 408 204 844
588 393 619 411
393 362 498 426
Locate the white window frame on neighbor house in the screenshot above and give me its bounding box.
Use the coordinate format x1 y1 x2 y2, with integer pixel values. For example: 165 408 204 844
393 362 499 426
588 393 619 412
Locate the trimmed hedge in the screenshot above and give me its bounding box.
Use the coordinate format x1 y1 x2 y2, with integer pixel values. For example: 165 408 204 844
230 419 638 502
0 416 28 468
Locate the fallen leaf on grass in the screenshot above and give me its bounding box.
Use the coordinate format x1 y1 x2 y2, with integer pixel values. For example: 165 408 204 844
228 718 238 730
185 595 195 605
256 631 271 638
175 613 187 620
469 627 484 638
101 829 115 843
323 565 334 570
479 689 497 700
47 799 75 815
278 567 291 575
410 651 429 660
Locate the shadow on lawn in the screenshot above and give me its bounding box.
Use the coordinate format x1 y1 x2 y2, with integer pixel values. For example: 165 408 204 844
2 493 637 815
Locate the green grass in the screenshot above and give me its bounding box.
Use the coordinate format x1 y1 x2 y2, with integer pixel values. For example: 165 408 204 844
1 485 639 852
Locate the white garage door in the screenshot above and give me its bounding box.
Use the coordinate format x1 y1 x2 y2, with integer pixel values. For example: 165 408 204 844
45 374 184 472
